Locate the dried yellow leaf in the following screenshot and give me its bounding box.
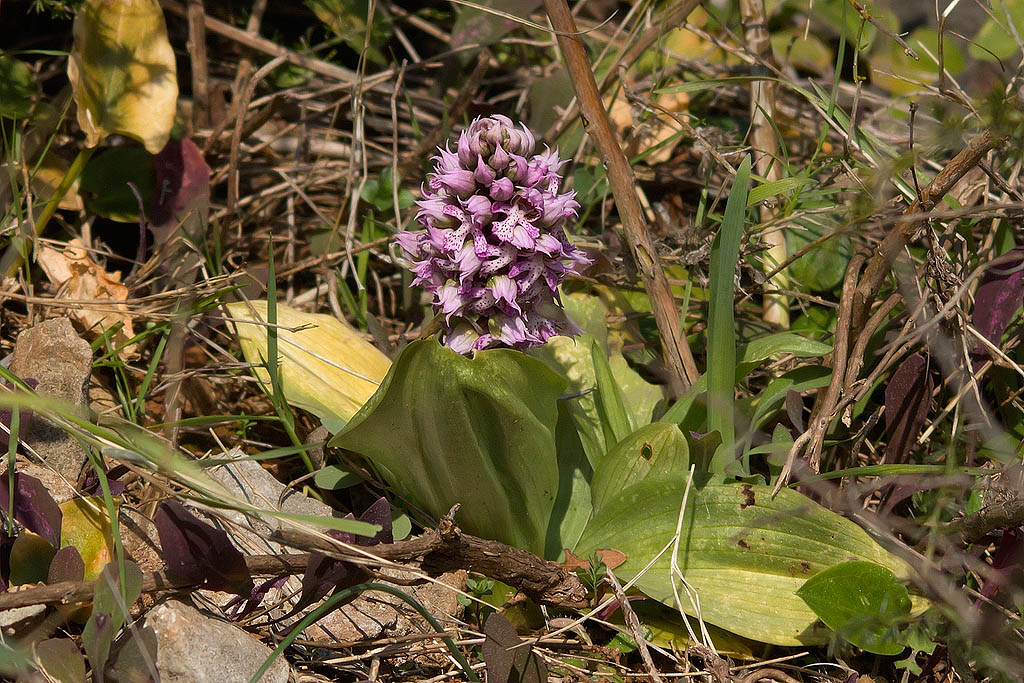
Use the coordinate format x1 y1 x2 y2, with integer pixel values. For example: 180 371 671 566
227 301 392 423
68 0 178 153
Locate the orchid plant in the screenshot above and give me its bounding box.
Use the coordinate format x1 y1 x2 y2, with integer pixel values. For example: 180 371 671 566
232 116 921 652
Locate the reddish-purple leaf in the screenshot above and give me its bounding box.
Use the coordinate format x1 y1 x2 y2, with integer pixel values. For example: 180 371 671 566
357 497 393 546
0 528 10 591
225 575 289 620
785 390 805 432
451 0 542 47
82 471 126 498
884 354 933 464
48 545 85 584
151 137 211 235
979 528 1023 600
154 500 254 596
0 472 62 547
293 498 392 615
972 247 1024 358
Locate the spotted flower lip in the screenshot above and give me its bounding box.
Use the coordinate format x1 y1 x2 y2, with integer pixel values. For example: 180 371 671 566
396 115 591 352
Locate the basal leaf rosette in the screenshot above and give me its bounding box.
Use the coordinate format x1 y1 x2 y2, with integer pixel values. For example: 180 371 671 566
396 115 591 353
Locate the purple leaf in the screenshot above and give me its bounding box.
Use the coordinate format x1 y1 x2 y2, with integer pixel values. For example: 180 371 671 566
884 354 933 464
82 471 126 498
293 498 392 614
154 500 254 596
482 611 547 683
979 528 1023 600
785 389 805 432
357 496 393 546
151 137 211 235
972 247 1024 364
0 472 62 547
48 545 85 584
225 575 289 620
451 0 542 48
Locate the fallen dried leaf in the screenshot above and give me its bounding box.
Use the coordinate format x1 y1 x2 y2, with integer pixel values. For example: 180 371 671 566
36 238 137 358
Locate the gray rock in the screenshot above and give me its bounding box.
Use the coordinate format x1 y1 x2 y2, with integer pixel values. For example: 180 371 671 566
199 450 465 644
205 448 338 556
0 462 77 504
106 599 289 683
10 318 92 480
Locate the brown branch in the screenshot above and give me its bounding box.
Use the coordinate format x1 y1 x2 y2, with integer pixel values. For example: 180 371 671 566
943 491 1024 546
0 519 587 612
186 0 211 128
850 129 1001 334
738 0 789 328
546 0 702 143
161 0 362 86
277 514 588 608
543 0 700 394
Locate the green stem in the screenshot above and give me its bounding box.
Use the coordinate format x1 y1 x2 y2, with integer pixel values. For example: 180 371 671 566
1 145 95 277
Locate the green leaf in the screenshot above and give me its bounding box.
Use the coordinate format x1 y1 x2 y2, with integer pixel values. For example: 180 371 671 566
0 53 35 119
591 338 633 448
660 334 830 428
391 511 412 541
747 177 813 207
749 365 832 434
530 318 662 470
969 0 1024 62
707 157 751 475
35 638 86 683
8 532 56 586
530 334 607 469
82 561 142 682
797 560 911 655
576 481 910 646
314 465 362 490
331 339 590 558
79 146 155 222
590 422 689 514
787 221 851 292
736 332 832 379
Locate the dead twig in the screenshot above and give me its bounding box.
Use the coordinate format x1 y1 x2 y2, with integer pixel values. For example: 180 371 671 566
738 0 789 328
850 129 1001 334
0 517 588 612
543 0 700 394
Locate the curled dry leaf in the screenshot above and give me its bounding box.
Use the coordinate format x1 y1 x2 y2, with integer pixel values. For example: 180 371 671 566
68 0 178 153
36 238 137 357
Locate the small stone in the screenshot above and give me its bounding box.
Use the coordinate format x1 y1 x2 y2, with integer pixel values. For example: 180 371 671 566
118 506 164 574
10 318 92 481
0 463 77 504
105 600 289 683
198 450 466 644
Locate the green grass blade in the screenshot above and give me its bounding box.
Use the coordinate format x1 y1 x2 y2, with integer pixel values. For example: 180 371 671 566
590 337 633 448
707 156 751 476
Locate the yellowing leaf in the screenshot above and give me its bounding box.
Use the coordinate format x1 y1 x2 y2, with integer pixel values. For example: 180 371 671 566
227 301 392 424
60 497 116 581
68 0 178 153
